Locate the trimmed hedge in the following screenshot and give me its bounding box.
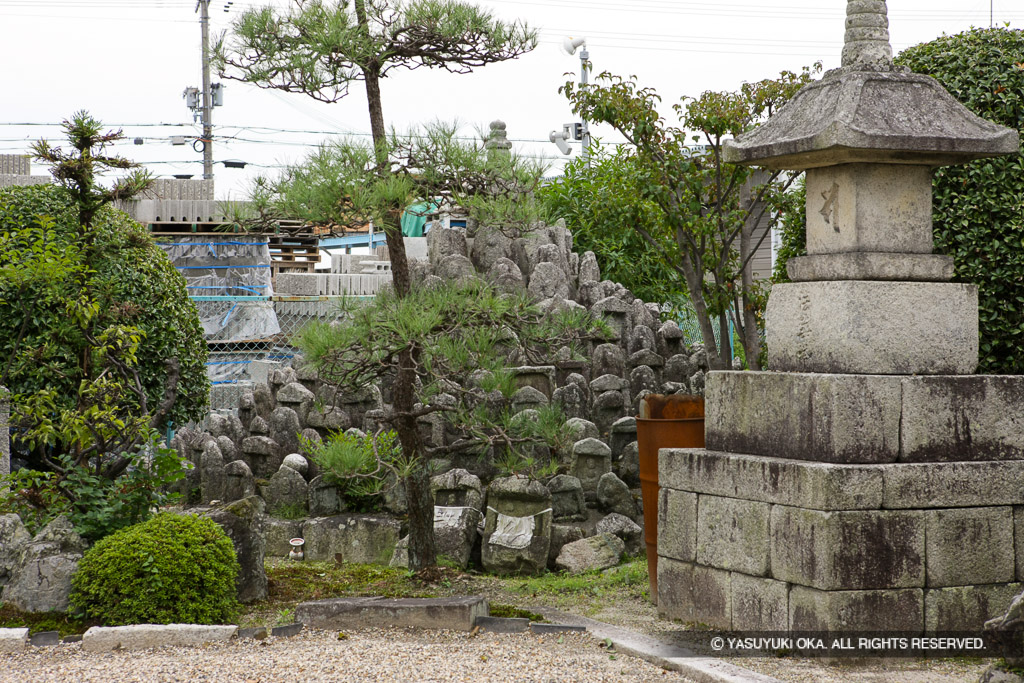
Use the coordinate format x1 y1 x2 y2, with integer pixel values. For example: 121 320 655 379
895 28 1024 373
70 513 240 625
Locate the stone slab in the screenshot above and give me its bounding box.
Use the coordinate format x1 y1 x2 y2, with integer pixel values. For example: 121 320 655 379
925 583 1024 632
236 626 268 640
0 628 28 653
882 461 1024 508
529 623 587 634
657 558 732 630
658 488 697 562
535 608 784 683
295 596 488 632
302 515 401 565
788 586 924 632
731 573 789 632
271 623 303 637
81 624 237 652
660 447 884 508
29 630 59 647
705 371 901 464
474 616 529 633
696 496 770 576
770 506 925 590
766 281 978 375
901 376 1024 462
925 508 1014 587
787 252 954 282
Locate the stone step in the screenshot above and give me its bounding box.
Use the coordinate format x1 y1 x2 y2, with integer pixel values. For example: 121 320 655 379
295 596 487 632
81 624 237 652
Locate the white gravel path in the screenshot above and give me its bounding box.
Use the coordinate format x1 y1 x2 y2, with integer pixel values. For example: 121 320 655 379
0 627 688 683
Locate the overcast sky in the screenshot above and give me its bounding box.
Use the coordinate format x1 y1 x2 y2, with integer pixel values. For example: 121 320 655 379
1 0 1018 198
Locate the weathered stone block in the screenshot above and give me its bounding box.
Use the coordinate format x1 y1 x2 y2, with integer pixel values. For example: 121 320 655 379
901 376 1024 462
787 252 954 282
263 517 303 557
925 508 1014 587
302 515 401 565
657 558 731 629
925 584 1023 632
696 496 770 576
883 461 1024 509
705 371 901 464
804 163 935 255
660 448 884 510
658 489 696 562
570 438 612 501
770 506 925 590
789 586 924 632
481 476 552 575
766 281 978 375
554 533 625 574
731 573 789 631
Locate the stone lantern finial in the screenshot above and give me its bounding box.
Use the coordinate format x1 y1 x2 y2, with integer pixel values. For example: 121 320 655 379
842 0 893 69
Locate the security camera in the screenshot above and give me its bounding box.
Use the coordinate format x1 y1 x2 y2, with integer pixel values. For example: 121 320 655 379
549 129 572 156
562 36 587 56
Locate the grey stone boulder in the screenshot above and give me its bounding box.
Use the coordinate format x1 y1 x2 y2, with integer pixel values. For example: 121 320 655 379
307 475 346 517
596 472 640 521
204 496 268 603
433 506 481 569
427 226 468 265
265 464 309 516
554 533 626 574
596 513 643 556
548 524 585 568
617 441 640 487
565 418 599 443
436 254 476 283
199 441 226 504
578 251 600 284
431 468 484 511
1 516 86 613
264 517 304 557
552 382 586 420
511 385 548 413
470 227 513 272
222 459 256 502
269 406 303 456
0 514 31 586
571 438 612 502
591 345 625 379
282 453 309 477
528 261 570 300
481 476 552 576
303 515 401 565
546 474 586 522
487 257 524 293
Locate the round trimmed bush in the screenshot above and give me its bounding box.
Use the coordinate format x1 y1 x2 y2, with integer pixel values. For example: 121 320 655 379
70 513 241 625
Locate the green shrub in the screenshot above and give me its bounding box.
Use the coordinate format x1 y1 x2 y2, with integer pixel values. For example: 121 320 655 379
70 513 240 625
895 28 1024 373
0 183 209 429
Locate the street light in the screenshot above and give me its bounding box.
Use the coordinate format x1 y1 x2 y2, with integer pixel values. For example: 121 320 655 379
562 36 592 167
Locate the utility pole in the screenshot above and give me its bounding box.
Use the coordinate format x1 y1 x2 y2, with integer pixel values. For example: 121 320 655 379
578 44 591 168
198 0 213 180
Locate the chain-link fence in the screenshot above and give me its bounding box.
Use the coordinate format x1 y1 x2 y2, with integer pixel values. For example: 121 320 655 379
198 294 371 411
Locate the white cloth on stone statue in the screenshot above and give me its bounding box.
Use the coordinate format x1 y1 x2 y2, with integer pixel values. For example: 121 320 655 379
433 505 475 528
486 506 552 549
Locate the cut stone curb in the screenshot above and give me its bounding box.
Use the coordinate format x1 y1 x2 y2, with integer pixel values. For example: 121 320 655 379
81 624 237 652
29 630 59 647
529 622 587 635
0 628 28 653
62 635 83 644
535 608 782 683
271 623 303 638
235 627 268 640
296 596 487 632
474 616 529 633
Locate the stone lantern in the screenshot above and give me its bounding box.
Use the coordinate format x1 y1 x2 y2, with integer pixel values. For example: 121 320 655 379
655 1 1024 634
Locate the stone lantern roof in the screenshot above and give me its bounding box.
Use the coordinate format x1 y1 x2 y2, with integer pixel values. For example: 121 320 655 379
723 1 1019 170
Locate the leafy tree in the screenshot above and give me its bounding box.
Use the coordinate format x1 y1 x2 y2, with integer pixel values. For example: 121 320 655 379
215 1 542 570
0 113 204 539
538 145 684 308
894 28 1024 373
560 67 817 370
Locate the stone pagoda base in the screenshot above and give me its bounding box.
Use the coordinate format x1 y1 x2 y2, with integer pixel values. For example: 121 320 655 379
656 371 1024 632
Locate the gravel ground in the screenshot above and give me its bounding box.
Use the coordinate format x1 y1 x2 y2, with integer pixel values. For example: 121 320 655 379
0 628 685 683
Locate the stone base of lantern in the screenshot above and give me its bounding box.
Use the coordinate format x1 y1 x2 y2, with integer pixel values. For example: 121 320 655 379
766 280 978 375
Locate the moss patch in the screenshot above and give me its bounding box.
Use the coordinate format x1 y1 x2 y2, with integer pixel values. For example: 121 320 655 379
0 604 98 637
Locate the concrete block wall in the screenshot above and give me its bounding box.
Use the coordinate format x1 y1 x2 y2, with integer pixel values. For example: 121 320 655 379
0 155 30 175
276 272 391 297
657 447 1024 632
